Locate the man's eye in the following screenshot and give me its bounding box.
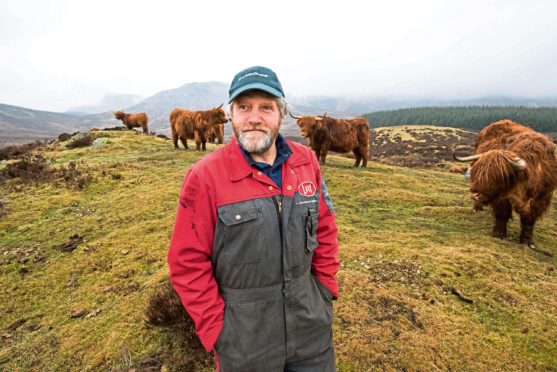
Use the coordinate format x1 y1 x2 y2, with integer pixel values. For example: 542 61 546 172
263 106 272 110
239 105 248 110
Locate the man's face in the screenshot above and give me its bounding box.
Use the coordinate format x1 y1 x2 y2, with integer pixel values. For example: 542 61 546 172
230 93 283 155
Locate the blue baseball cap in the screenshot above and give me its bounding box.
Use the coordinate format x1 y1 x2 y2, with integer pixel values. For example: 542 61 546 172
228 66 285 103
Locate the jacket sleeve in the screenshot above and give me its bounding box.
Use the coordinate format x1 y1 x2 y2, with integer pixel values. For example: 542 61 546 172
311 156 340 298
167 168 224 352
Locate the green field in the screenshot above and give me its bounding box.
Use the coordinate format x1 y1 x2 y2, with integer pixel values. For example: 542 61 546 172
1 130 556 371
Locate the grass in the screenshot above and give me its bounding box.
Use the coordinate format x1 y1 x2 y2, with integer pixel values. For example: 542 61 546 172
1 129 556 371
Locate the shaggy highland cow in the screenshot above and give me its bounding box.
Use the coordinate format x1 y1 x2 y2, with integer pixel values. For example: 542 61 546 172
113 111 149 133
454 119 557 248
290 113 370 167
207 123 224 144
169 105 228 151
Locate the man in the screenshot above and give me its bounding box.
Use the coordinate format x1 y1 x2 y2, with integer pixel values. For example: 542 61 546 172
168 66 340 371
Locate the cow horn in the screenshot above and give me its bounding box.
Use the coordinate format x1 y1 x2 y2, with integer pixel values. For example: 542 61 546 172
217 103 223 109
453 153 482 162
316 116 323 121
289 112 301 119
501 154 527 170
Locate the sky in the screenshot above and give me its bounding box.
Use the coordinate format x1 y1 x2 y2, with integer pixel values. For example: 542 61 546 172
2 0 557 112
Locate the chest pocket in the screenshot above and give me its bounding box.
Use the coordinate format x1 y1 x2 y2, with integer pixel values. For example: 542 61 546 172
218 201 264 264
304 209 319 253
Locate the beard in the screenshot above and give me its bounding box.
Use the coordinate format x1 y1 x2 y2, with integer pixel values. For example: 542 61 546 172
234 125 279 155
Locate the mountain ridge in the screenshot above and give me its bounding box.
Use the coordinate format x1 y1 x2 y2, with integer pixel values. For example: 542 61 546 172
2 81 557 148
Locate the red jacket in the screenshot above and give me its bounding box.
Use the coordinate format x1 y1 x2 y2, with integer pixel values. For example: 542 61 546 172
168 137 339 353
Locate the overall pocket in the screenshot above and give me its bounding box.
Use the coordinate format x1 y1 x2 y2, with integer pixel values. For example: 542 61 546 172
218 201 264 264
304 209 319 253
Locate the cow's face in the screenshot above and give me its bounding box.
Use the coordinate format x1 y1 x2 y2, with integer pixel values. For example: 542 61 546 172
213 107 228 124
114 111 124 120
468 151 516 210
296 117 321 138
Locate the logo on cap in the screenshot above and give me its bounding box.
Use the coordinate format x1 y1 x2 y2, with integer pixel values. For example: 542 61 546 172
238 72 269 81
298 181 316 197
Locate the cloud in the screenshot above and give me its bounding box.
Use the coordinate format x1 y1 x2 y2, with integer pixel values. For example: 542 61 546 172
1 0 557 111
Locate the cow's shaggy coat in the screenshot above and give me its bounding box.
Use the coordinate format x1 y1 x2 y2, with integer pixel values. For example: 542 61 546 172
113 111 148 133
294 115 370 167
455 119 557 248
169 106 227 151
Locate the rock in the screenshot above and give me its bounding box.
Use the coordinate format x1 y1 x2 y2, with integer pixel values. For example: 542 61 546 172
70 309 85 319
85 309 102 319
92 137 110 149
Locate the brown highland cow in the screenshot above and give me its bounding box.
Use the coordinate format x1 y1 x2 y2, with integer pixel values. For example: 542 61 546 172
290 113 370 167
113 111 148 133
454 119 557 248
207 123 224 144
169 105 227 151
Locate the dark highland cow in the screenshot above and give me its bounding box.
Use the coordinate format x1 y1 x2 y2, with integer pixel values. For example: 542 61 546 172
169 105 228 151
454 119 557 249
290 113 370 167
113 111 149 133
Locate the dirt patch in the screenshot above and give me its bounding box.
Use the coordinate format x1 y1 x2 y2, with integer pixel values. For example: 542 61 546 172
145 278 212 370
100 126 127 131
0 155 55 184
52 234 83 252
57 132 79 142
0 198 7 218
0 141 47 161
369 126 477 169
66 136 95 149
0 156 94 190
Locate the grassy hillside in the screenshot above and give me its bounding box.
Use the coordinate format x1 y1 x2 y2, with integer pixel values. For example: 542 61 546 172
1 130 556 371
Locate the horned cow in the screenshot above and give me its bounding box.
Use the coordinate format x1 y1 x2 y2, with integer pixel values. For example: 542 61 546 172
454 119 557 249
291 113 370 167
113 111 148 133
170 105 227 151
207 123 224 144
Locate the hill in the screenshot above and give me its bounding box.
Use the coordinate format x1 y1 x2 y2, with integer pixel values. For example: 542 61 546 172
0 104 115 148
0 82 333 147
4 79 557 148
1 129 555 371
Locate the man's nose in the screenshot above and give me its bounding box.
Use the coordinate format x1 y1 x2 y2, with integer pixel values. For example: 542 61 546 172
248 113 262 124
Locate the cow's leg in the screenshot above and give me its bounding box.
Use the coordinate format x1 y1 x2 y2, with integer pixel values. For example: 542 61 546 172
314 150 320 164
361 146 369 168
353 148 361 167
172 131 179 149
202 140 207 151
180 137 188 149
519 216 536 248
492 199 512 239
320 148 328 165
194 131 202 151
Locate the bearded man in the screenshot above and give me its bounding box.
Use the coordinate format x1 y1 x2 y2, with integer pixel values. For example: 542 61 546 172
168 66 340 372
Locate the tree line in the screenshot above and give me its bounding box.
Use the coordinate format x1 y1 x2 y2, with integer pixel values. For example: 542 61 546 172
361 106 557 132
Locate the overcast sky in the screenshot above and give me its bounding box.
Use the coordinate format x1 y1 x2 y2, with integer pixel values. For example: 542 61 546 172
2 0 557 112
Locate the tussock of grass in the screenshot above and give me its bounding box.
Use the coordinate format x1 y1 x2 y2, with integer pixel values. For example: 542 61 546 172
1 130 556 371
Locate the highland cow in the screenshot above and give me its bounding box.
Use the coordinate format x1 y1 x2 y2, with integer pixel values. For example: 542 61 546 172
169 105 228 151
113 111 148 133
207 123 224 144
290 113 370 167
454 119 557 248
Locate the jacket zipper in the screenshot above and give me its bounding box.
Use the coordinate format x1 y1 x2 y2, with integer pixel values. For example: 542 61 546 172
273 194 285 297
